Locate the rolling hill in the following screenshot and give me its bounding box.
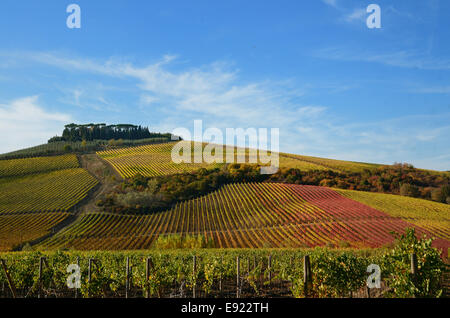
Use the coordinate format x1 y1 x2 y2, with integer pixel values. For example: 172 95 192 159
35 183 449 254
0 140 448 256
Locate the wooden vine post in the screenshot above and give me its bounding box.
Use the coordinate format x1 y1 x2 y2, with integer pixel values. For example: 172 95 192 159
268 255 272 288
75 256 79 299
219 256 223 293
236 256 240 298
145 257 153 298
303 255 311 298
192 255 197 298
38 257 46 298
410 253 418 297
125 257 130 298
87 258 93 298
0 259 17 298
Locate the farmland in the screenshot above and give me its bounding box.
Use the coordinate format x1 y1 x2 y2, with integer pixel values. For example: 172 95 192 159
0 154 99 250
0 154 79 177
97 142 222 178
0 168 98 214
0 142 448 256
36 183 449 254
2 229 447 298
0 137 171 160
97 142 343 178
0 139 448 299
279 153 382 173
336 189 450 240
0 213 70 251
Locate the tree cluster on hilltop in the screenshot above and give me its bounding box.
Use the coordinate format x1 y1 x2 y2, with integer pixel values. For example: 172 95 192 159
48 123 169 142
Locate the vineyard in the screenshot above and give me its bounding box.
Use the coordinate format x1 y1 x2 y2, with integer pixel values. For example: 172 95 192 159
0 154 100 250
279 153 382 173
97 142 222 178
0 154 79 177
36 184 449 254
0 249 381 298
0 232 447 298
0 137 171 160
0 213 70 251
0 168 98 214
97 142 340 178
336 189 450 241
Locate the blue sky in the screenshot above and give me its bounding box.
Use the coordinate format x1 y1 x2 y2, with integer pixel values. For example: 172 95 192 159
0 0 449 170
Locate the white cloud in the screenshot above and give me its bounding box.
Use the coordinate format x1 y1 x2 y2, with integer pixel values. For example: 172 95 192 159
0 96 71 154
139 94 159 106
3 51 449 170
72 89 82 106
284 112 450 170
414 86 450 94
14 52 308 128
322 0 338 8
313 47 450 70
344 8 366 22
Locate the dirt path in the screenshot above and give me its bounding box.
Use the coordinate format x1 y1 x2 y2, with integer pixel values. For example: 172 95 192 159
76 153 123 214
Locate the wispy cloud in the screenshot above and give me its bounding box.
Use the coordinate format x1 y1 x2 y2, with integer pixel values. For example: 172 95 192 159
0 96 71 153
343 8 366 23
2 51 449 170
286 112 450 170
321 0 367 25
322 0 338 8
4 52 311 128
313 47 450 70
413 86 450 94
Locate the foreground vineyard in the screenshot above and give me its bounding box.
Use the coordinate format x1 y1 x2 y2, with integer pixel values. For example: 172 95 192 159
0 249 388 298
37 184 449 253
0 168 98 214
2 231 448 298
0 213 70 251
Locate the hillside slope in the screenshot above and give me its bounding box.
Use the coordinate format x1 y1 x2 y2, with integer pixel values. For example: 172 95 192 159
97 142 386 178
36 183 449 254
336 189 450 240
0 155 99 251
1 141 448 252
